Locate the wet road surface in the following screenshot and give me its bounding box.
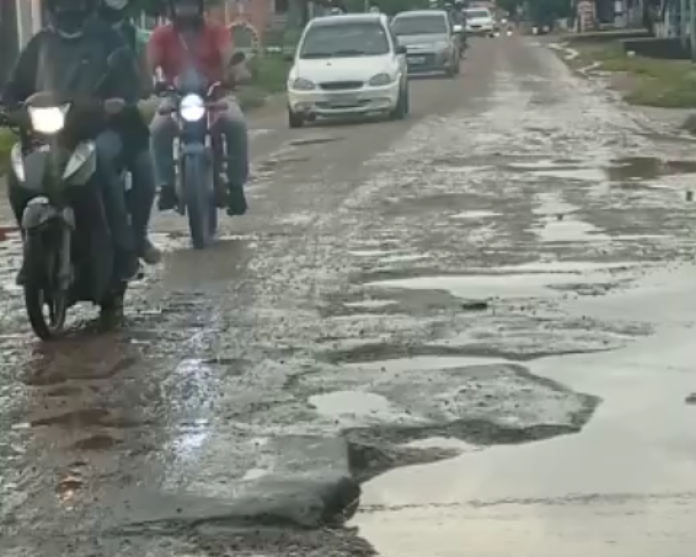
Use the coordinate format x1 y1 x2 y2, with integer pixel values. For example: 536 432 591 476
2 37 696 556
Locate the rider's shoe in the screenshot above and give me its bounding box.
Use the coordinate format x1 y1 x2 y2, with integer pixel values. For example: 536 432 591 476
157 184 177 211
115 249 140 282
138 237 162 265
226 184 248 216
15 261 28 286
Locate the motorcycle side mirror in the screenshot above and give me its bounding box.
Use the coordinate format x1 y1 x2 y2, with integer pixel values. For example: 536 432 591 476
230 51 246 65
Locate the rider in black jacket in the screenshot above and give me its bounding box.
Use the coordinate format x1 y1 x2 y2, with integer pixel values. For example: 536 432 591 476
2 0 142 281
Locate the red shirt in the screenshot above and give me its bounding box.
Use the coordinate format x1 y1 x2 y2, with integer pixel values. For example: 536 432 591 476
147 22 231 84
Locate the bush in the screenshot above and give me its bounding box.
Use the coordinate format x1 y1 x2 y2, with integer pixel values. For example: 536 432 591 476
572 43 696 108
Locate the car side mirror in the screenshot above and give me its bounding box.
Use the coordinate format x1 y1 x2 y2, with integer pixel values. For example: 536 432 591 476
396 45 407 55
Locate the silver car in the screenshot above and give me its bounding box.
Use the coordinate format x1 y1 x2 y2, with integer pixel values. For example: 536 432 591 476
391 10 459 77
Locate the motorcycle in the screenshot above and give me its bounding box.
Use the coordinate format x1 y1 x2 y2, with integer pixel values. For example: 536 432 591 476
0 48 135 339
156 68 231 250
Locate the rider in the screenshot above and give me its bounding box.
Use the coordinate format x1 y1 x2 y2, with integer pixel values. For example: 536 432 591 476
1 0 141 282
147 0 249 217
97 0 160 264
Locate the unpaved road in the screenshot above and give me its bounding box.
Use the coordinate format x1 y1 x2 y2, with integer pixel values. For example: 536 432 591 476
1 37 696 557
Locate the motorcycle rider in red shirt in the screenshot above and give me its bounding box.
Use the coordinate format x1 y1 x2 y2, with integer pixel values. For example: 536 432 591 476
147 0 249 215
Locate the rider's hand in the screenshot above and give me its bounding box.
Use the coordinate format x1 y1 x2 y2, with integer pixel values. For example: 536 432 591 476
104 98 126 115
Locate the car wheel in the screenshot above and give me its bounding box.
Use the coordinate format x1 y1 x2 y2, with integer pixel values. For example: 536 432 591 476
288 107 304 129
390 85 408 120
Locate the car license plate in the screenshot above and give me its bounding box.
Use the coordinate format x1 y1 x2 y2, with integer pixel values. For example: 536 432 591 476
330 94 358 107
408 56 426 65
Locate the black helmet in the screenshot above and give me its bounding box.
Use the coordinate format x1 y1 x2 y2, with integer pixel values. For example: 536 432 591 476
100 0 129 25
168 0 204 26
44 0 95 36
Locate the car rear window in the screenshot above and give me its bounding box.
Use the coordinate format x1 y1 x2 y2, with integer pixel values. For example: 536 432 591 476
299 22 390 59
391 15 448 35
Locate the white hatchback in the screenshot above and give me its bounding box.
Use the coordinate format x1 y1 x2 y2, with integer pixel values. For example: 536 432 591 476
286 13 409 128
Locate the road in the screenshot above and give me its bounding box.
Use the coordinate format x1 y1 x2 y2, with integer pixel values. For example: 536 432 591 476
1 36 695 557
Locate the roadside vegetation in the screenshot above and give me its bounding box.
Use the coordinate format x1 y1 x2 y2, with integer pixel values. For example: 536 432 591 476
565 40 696 109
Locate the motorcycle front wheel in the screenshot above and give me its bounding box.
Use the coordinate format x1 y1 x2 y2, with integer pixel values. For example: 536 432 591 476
23 235 68 340
183 155 216 249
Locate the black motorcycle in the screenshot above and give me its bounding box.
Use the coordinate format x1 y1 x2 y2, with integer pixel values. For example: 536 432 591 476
0 49 134 339
156 68 232 249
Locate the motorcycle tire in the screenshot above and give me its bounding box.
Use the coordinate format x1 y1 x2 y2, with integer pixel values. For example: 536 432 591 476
23 235 68 340
183 155 216 249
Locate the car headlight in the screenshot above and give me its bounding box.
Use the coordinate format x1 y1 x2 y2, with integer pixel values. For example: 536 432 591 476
434 41 450 50
179 94 206 122
28 105 68 135
368 73 394 86
289 78 316 91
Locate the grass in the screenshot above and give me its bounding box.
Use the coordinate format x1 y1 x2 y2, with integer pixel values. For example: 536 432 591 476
0 55 291 176
568 42 696 108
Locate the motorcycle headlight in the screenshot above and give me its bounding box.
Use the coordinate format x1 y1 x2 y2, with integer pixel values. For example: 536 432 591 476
179 94 206 122
289 78 316 91
368 73 394 86
28 105 68 135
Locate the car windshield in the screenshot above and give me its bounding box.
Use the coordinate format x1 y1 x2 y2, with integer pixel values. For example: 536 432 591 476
465 9 491 19
299 23 390 59
392 15 448 35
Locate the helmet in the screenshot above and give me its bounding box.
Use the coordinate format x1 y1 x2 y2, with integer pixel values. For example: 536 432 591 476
369 6 379 12
168 0 204 20
100 0 129 25
328 7 343 14
44 0 95 36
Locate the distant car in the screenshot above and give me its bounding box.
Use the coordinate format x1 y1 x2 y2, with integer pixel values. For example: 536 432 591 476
464 7 496 37
391 10 460 77
286 13 409 128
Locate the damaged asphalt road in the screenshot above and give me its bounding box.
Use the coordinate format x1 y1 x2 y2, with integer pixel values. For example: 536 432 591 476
1 37 696 557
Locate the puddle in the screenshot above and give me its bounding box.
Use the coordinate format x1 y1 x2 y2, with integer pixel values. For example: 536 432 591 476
450 210 499 220
308 390 420 424
507 156 696 186
607 156 696 181
345 355 510 374
344 299 396 309
289 136 342 146
364 273 608 300
534 219 609 243
351 269 696 557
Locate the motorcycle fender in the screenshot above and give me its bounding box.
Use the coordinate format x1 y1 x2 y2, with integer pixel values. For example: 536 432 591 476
180 142 207 157
63 141 97 186
177 144 209 199
22 197 75 232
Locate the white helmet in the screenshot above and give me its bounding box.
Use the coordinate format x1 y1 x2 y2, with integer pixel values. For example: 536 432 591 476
369 5 379 12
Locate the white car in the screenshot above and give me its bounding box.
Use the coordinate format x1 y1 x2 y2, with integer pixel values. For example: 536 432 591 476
286 13 409 128
464 7 496 37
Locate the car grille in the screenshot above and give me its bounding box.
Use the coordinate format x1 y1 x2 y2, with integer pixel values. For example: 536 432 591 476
320 81 363 91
